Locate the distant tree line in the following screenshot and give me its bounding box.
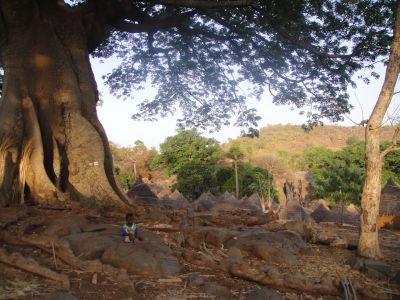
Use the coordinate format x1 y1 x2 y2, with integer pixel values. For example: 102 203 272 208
111 129 278 204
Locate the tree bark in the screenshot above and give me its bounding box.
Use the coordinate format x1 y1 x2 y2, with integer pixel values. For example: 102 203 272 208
0 0 127 209
234 160 239 199
358 3 400 258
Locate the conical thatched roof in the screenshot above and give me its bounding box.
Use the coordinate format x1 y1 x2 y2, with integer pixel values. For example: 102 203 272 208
242 193 262 210
127 177 159 204
192 192 217 212
380 179 400 216
310 201 331 223
322 205 360 226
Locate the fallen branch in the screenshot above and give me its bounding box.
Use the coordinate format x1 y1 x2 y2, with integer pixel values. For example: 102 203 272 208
0 247 70 289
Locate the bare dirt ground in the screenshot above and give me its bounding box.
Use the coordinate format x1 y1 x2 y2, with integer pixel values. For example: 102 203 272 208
0 206 399 300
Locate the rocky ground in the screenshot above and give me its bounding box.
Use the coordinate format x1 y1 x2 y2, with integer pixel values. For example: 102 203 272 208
0 193 399 300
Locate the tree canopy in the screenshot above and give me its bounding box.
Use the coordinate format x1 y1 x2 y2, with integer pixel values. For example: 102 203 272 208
60 0 396 130
304 142 400 206
153 128 221 175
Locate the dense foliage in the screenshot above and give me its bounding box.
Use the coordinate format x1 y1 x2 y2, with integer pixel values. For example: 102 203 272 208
150 129 278 199
153 128 221 176
221 163 278 200
304 142 400 206
173 161 219 199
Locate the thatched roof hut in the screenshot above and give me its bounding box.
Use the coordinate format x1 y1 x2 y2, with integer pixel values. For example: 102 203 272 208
322 204 360 227
379 179 400 230
310 200 331 223
380 179 400 215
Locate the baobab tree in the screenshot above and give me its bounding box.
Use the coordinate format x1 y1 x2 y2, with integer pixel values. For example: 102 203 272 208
0 0 396 238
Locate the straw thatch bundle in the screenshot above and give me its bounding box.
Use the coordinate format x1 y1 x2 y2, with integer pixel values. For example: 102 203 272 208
378 179 400 230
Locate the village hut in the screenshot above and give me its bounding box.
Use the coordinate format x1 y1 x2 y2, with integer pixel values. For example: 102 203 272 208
321 204 360 227
310 200 331 223
192 192 217 212
379 179 400 230
127 177 159 205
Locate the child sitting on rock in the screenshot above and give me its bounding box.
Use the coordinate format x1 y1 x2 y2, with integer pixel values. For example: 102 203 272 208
121 212 139 242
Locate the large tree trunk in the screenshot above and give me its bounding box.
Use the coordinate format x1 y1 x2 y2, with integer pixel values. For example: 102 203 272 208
358 4 400 258
0 0 127 210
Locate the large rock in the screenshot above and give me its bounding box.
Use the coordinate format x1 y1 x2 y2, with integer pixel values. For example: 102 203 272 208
244 287 284 300
102 241 180 277
32 292 79 300
225 229 310 265
348 257 396 279
203 282 231 298
64 232 119 259
44 215 90 237
283 220 313 241
185 227 236 249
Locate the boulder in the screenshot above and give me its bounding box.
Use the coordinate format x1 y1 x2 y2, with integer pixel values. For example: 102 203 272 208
187 273 205 287
102 242 180 277
32 292 79 300
244 287 284 300
253 243 296 265
184 227 237 249
64 232 119 259
203 282 231 298
225 229 310 265
283 221 313 241
348 257 396 279
44 215 89 237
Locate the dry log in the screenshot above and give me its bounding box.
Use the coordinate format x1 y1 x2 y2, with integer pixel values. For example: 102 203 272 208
0 247 70 289
230 263 340 296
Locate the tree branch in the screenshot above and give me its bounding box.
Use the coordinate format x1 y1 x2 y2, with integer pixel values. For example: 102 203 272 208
112 10 196 33
381 126 400 158
141 0 256 8
270 24 363 59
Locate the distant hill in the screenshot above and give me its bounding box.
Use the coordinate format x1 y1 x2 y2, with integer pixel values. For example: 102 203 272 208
226 124 396 162
224 125 397 201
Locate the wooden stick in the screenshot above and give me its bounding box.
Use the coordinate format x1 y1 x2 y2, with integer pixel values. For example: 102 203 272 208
0 247 69 289
51 240 58 270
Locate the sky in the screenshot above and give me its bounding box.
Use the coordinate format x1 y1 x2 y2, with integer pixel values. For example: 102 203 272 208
93 59 400 149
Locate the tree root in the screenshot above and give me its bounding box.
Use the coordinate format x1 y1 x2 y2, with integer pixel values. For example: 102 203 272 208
0 232 135 290
230 262 340 296
0 247 70 289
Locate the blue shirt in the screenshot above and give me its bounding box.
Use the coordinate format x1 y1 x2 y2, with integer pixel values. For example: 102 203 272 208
120 223 139 237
